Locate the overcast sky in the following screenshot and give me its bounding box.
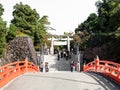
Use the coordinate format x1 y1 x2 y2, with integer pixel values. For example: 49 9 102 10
0 0 98 35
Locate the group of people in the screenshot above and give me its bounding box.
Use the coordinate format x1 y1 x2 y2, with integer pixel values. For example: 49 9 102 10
57 50 70 60
70 60 80 72
40 62 49 72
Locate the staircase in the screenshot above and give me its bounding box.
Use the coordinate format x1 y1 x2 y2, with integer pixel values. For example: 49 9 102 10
44 54 74 72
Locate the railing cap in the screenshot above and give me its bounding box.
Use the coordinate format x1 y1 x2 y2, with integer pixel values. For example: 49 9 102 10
96 55 99 60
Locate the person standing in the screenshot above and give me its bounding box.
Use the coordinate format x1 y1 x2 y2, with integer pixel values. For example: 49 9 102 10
61 51 63 58
76 61 80 72
66 53 68 60
40 62 44 72
70 61 76 72
63 51 66 58
58 51 61 61
45 62 49 72
72 61 76 71
70 61 73 72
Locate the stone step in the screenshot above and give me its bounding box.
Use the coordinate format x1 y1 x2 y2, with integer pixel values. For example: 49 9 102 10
43 54 72 72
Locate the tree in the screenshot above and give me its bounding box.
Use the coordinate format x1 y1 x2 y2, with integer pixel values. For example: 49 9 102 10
0 4 4 16
34 15 50 50
11 2 51 50
74 13 98 50
6 24 17 42
0 4 7 57
36 15 50 45
75 0 120 62
64 32 74 37
11 2 39 39
73 34 82 44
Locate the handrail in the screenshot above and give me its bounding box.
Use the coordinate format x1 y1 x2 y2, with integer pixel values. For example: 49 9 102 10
83 58 120 83
0 60 39 88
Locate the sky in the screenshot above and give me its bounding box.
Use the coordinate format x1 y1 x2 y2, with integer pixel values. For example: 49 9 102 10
0 0 98 35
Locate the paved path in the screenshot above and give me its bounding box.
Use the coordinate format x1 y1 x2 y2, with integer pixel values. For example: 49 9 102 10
1 72 120 90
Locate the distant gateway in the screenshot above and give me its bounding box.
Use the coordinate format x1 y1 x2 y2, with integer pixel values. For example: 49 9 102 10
48 36 73 54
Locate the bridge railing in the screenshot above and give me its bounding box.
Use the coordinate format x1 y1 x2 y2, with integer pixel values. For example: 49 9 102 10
83 58 120 83
0 60 39 88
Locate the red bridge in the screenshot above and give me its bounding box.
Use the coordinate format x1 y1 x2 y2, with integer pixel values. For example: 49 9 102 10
83 57 120 84
0 56 120 90
0 60 39 88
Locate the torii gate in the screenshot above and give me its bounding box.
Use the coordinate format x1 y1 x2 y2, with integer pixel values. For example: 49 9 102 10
48 36 73 54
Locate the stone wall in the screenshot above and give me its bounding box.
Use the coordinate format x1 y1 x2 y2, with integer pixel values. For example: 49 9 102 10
3 37 37 65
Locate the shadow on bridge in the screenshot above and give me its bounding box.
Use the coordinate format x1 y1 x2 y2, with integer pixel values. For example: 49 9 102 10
22 72 120 90
2 72 120 90
23 74 100 85
85 72 120 90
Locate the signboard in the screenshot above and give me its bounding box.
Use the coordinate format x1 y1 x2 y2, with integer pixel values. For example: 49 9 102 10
54 41 67 45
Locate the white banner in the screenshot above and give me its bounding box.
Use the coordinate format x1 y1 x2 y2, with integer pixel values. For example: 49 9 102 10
54 41 67 45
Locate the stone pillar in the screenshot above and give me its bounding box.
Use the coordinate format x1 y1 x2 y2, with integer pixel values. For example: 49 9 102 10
67 36 70 52
50 36 54 54
77 44 79 55
80 51 84 71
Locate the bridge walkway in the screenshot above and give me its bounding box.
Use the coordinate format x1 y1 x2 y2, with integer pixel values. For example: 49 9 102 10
1 54 120 90
1 71 120 90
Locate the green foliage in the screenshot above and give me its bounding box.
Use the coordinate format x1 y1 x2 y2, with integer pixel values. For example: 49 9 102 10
74 13 97 50
11 2 51 50
75 0 120 62
11 2 39 38
6 24 17 42
0 4 7 58
64 32 74 36
0 4 4 16
73 34 82 45
34 15 50 47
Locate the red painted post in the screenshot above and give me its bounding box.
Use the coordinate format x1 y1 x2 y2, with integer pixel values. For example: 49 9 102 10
25 59 28 72
95 56 99 71
3 66 8 78
104 62 108 73
83 64 86 72
38 66 40 71
117 64 120 79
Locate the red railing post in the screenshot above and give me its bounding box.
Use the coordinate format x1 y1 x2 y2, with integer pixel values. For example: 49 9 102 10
3 66 8 78
83 64 86 72
95 56 99 71
25 59 28 72
104 62 108 73
37 66 40 71
117 64 120 79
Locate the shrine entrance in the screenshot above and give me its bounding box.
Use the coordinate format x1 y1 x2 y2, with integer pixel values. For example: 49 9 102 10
48 36 73 54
